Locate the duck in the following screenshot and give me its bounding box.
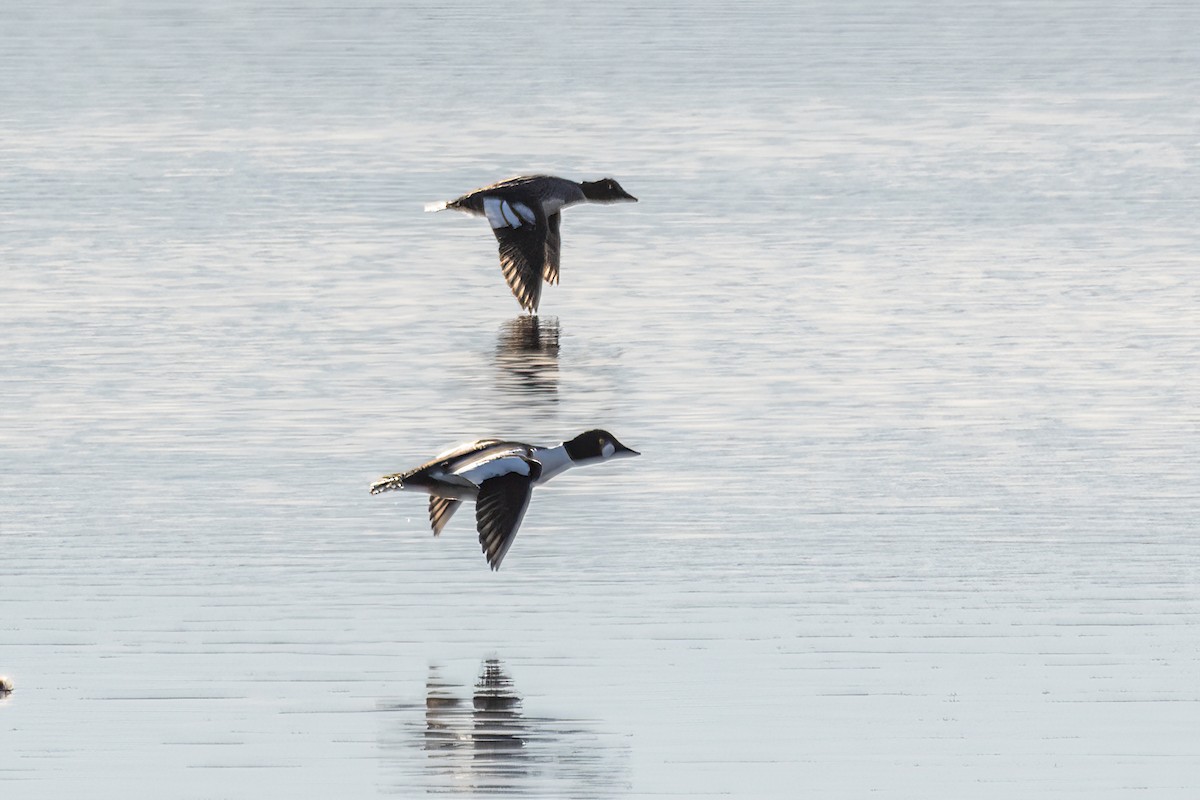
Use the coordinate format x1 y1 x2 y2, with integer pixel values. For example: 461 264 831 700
426 176 638 313
370 429 639 570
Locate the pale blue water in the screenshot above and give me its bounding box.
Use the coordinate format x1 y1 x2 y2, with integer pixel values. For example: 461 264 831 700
3 2 1200 797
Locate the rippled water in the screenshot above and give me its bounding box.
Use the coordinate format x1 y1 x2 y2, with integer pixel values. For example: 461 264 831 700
3 1 1200 797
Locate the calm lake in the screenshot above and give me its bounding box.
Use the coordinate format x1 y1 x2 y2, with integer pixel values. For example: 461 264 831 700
3 1 1199 797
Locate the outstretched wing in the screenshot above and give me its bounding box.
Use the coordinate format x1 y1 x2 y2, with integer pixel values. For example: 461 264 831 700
430 438 509 464
475 471 535 571
370 438 508 495
428 496 461 536
483 197 547 313
543 212 561 285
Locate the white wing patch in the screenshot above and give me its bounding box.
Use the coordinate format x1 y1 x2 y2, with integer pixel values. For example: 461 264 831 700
458 455 532 485
483 197 537 230
501 201 521 227
512 201 536 224
483 197 508 229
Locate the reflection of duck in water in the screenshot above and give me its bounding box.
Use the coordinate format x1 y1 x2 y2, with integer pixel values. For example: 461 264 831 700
472 659 525 755
401 659 627 796
495 315 560 401
370 430 639 570
423 660 526 759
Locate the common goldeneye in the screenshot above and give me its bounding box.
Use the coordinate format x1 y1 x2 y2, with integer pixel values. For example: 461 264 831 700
426 176 637 313
370 429 639 570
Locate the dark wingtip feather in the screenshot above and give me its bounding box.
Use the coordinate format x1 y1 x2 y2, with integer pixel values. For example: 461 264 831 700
475 471 533 571
428 496 461 537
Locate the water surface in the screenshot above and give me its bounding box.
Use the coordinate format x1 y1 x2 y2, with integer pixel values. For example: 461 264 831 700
3 1 1199 797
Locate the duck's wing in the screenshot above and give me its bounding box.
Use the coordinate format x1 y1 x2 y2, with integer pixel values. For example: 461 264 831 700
370 438 509 494
543 212 561 286
431 438 509 465
428 496 461 536
483 196 548 313
475 470 536 571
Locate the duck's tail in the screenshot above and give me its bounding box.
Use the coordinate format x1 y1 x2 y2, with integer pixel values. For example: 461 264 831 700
370 473 407 494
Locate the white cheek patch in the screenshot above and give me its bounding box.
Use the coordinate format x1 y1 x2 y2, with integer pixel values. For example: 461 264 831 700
602 442 615 458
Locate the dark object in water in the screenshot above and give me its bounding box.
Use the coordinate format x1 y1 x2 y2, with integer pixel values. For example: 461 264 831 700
0 676 13 695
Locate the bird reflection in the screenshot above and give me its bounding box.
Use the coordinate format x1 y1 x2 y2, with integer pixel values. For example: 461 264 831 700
494 315 560 404
381 658 629 796
472 659 527 756
423 659 527 767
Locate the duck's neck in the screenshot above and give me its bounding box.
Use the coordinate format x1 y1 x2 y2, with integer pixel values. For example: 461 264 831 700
534 444 574 483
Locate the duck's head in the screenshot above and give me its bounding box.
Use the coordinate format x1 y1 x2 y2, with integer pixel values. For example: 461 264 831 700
564 429 640 464
580 178 638 203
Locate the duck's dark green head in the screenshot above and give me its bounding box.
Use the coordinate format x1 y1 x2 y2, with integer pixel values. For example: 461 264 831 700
580 178 638 203
564 429 640 464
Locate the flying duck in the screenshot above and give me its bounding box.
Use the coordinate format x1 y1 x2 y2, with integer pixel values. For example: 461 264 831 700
426 175 637 313
370 429 639 570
